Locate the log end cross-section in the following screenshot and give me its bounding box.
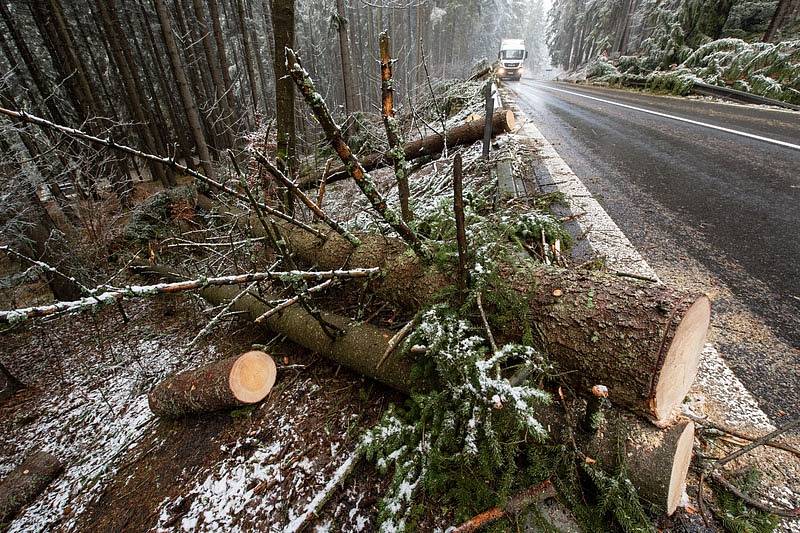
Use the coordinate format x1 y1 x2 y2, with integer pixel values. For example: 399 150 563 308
229 350 278 403
149 351 277 417
651 295 711 422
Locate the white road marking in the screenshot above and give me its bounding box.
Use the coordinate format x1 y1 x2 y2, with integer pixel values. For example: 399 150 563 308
529 82 800 152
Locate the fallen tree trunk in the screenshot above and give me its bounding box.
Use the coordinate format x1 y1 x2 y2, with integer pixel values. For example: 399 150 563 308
300 110 516 189
148 351 277 417
253 223 711 424
0 451 62 523
140 265 693 515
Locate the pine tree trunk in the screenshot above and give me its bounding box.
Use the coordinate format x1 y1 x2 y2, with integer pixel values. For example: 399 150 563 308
95 0 171 189
0 452 62 523
335 0 357 115
0 2 68 125
271 0 297 177
764 0 800 42
208 0 239 120
148 351 277 417
236 0 262 116
153 0 215 180
191 0 235 149
138 0 194 164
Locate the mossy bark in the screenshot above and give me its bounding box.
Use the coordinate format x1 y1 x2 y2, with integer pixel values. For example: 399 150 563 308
0 451 62 523
149 354 268 417
255 223 707 422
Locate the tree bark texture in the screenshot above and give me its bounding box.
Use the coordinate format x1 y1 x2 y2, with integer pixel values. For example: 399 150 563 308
336 0 357 115
142 264 693 515
379 31 413 222
0 451 62 523
148 351 277 417
253 222 710 423
764 0 800 41
271 0 297 177
303 110 516 189
236 0 262 115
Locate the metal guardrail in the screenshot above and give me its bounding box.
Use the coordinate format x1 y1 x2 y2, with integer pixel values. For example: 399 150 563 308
582 77 800 111
691 82 800 111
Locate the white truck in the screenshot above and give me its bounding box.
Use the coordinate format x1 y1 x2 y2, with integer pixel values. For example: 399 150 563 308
497 39 528 81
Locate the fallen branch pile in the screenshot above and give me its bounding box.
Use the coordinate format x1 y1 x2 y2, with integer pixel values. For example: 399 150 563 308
0 42 725 530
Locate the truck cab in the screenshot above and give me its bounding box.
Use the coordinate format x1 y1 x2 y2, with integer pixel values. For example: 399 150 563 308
498 39 528 81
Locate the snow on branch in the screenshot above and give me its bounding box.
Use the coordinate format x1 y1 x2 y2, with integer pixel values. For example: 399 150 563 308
0 268 380 325
0 107 325 239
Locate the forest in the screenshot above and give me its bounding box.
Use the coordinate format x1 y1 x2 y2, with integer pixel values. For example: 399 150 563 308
0 0 798 531
547 0 800 103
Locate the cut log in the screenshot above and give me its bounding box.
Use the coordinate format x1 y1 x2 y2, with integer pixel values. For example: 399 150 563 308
136 264 694 515
300 110 516 189
252 223 711 424
148 351 277 417
579 415 694 515
0 451 62 523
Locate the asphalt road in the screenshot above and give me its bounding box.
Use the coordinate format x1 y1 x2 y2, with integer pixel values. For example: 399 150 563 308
508 80 800 419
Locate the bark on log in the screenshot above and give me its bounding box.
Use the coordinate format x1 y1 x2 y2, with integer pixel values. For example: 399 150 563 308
0 451 62 523
253 223 711 424
138 264 693 515
148 351 277 417
544 407 695 515
300 110 516 189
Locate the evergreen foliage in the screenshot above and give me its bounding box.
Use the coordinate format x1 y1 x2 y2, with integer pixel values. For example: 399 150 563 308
359 305 553 530
123 185 198 243
712 469 780 533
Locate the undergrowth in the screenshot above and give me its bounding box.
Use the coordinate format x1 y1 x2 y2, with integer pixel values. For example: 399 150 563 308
357 195 652 531
712 468 780 533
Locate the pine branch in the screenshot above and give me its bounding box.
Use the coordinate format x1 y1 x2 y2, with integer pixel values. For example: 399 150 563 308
0 107 325 239
0 267 379 325
284 48 428 258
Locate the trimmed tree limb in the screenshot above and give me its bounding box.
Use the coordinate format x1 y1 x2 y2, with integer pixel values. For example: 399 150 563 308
301 110 516 189
148 351 277 417
0 107 325 239
0 268 379 325
0 451 63 523
284 48 427 258
252 222 710 424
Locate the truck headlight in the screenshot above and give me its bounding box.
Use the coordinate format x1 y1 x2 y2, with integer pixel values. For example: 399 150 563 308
498 68 505 75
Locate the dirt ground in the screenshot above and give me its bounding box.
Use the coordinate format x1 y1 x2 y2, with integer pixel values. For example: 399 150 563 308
0 293 407 531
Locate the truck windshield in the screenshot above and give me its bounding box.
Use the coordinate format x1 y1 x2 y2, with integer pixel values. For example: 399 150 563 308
501 50 524 60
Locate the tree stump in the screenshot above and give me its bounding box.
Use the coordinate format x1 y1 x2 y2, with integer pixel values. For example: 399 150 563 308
148 351 277 417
